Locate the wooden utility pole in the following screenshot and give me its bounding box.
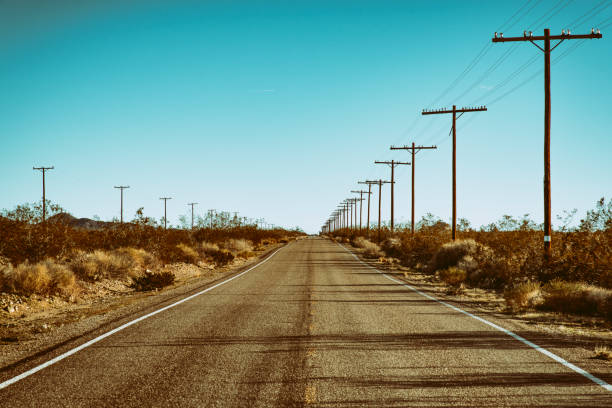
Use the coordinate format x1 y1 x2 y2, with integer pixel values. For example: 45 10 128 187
33 166 54 222
374 160 410 231
366 179 391 239
114 186 129 223
187 202 198 229
492 28 602 260
390 143 437 234
422 105 487 240
358 181 377 231
160 197 172 229
351 190 370 230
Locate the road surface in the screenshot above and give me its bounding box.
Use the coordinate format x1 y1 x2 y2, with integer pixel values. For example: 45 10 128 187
1 237 611 407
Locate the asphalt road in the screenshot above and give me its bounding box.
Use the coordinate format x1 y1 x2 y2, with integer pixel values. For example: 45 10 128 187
1 237 611 407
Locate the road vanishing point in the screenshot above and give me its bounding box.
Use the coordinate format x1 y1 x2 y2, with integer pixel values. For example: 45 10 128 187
1 237 611 407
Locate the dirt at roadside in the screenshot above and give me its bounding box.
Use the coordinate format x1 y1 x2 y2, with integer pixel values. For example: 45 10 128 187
0 245 282 369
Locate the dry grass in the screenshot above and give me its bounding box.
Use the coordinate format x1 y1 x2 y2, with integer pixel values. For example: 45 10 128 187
353 237 384 258
504 281 542 311
437 267 467 287
594 345 612 361
0 259 78 297
70 250 136 281
224 239 254 253
537 280 612 318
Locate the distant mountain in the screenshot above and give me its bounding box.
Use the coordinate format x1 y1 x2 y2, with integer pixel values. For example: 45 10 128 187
47 213 113 230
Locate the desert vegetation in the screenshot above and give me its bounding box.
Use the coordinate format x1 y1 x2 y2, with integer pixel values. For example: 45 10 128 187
0 202 303 299
330 198 612 322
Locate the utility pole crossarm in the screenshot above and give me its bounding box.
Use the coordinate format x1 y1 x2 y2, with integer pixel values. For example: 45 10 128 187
390 145 437 152
492 32 601 42
422 106 487 115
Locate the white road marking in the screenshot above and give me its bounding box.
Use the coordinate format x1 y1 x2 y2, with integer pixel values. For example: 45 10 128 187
0 247 284 390
339 243 612 393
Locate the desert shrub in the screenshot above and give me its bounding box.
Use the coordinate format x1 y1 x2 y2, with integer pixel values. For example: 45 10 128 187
70 250 136 281
0 259 77 296
380 238 403 259
354 237 384 258
504 281 541 311
115 247 158 270
131 270 175 291
198 243 234 266
594 346 612 361
430 239 480 271
438 267 467 287
236 251 256 259
156 243 200 265
539 280 611 318
223 239 253 253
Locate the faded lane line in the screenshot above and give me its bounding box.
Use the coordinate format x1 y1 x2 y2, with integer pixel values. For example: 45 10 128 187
338 243 612 393
0 247 285 390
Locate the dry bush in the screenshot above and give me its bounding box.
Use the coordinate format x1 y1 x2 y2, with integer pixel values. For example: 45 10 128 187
438 267 467 287
198 241 219 253
594 346 612 361
539 280 612 318
236 251 256 259
504 281 542 311
223 239 253 253
115 247 158 271
197 243 234 266
70 250 136 281
381 238 403 259
0 259 77 296
430 239 481 271
131 270 175 291
353 237 384 258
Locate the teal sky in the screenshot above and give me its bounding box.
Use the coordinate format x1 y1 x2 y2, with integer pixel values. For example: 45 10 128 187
1 0 611 233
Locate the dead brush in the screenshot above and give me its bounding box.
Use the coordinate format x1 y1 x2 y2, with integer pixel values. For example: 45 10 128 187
437 266 467 287
539 280 612 318
70 250 136 281
353 237 384 258
131 270 175 291
223 239 253 254
430 239 481 272
594 346 612 361
0 259 78 297
504 281 542 311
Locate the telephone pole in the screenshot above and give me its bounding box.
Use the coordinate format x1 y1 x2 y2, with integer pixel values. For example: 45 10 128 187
351 190 370 230
187 202 198 229
33 166 54 222
366 179 391 239
114 186 129 223
492 28 602 260
160 197 172 229
374 160 410 231
358 180 378 231
390 143 437 234
422 105 487 240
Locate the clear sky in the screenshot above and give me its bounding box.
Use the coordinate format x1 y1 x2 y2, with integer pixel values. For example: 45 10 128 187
1 0 611 233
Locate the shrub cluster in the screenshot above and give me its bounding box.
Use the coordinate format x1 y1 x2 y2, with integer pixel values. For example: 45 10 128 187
333 198 612 320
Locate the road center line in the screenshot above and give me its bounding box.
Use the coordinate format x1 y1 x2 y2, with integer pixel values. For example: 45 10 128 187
338 242 612 393
0 247 284 390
